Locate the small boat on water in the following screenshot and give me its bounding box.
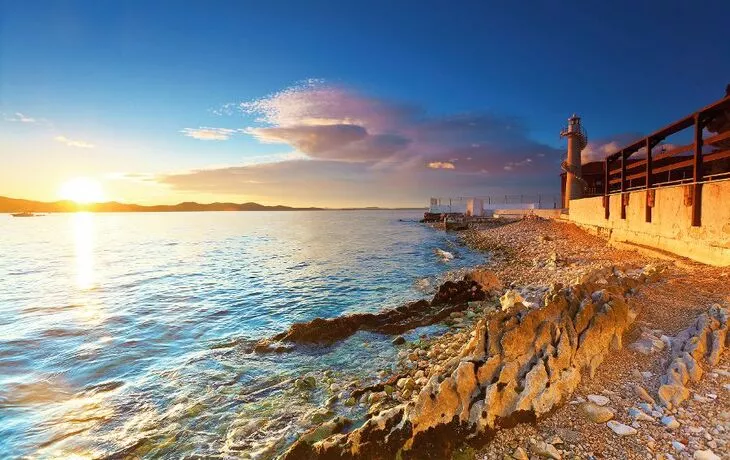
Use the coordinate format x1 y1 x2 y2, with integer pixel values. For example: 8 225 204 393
11 211 42 217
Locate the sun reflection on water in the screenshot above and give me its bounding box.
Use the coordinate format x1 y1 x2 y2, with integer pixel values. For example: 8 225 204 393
73 212 95 290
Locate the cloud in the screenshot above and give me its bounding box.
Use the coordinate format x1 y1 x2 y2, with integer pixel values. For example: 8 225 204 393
427 161 456 169
4 112 37 123
181 127 240 141
54 135 95 149
156 81 564 205
581 134 678 164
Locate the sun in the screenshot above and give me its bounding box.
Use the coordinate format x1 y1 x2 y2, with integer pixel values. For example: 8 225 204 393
59 177 106 204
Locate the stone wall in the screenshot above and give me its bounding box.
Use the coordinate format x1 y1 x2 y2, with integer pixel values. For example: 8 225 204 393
568 179 730 266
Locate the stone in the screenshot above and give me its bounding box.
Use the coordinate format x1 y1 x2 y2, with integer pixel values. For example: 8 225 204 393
512 446 529 460
607 420 637 436
587 394 610 406
580 402 615 423
693 450 721 460
671 440 686 452
529 439 562 459
661 415 680 429
658 384 690 409
628 407 654 422
634 385 656 405
392 335 406 345
384 385 394 396
500 289 525 311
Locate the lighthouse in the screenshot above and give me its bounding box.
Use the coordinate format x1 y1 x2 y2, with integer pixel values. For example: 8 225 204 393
560 114 588 209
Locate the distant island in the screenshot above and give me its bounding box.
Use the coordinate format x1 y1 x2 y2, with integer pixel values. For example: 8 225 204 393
0 196 425 213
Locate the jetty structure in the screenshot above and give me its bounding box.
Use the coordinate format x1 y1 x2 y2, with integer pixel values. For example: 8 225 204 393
426 91 730 266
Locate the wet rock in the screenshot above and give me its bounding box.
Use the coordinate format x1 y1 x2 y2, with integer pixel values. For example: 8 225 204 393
392 335 406 345
607 420 637 436
580 402 615 423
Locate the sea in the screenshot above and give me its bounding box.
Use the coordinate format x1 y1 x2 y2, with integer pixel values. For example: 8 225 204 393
0 210 484 458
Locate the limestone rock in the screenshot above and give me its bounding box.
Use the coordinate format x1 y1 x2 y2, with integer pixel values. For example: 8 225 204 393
499 289 524 311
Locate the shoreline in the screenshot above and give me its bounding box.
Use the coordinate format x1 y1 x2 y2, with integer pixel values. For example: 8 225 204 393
275 216 730 459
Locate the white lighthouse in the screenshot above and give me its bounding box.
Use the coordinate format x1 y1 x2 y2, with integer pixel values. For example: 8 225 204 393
560 114 588 209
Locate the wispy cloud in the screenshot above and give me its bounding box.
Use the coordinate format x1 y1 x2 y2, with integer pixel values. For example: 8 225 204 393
4 112 37 123
181 127 240 141
54 135 95 149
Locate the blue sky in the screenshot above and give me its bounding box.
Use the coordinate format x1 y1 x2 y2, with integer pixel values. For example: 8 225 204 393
2 1 729 206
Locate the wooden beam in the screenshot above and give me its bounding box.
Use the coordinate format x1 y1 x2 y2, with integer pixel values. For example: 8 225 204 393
703 148 730 163
692 114 703 227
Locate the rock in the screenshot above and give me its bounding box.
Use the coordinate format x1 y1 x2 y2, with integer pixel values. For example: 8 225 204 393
392 335 406 345
545 435 563 445
499 289 524 311
693 450 721 460
661 415 680 429
587 394 610 406
658 384 690 409
384 385 394 395
529 438 562 459
512 446 529 460
580 402 615 423
671 440 686 452
607 420 637 436
465 269 502 294
628 407 654 422
634 385 656 405
343 397 356 406
294 376 317 390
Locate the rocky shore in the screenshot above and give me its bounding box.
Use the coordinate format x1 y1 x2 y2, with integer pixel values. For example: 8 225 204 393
272 217 729 459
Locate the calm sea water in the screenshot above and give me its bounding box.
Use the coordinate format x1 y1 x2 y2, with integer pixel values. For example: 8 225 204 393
0 211 483 458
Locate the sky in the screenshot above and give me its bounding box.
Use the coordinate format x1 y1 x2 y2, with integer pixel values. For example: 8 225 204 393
1 1 729 207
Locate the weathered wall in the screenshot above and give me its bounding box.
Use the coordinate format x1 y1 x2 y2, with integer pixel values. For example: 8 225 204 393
569 180 730 266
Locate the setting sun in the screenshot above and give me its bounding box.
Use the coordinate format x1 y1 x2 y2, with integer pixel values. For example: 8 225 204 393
59 177 106 204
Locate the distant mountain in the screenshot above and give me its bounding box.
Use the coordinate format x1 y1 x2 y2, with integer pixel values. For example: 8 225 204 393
0 196 323 213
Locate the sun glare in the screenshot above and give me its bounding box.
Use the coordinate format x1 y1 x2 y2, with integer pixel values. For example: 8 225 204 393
59 177 105 204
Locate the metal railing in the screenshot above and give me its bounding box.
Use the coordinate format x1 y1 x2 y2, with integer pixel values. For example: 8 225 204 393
603 94 730 226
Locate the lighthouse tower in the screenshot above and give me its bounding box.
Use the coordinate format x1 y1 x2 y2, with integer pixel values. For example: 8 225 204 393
560 114 588 209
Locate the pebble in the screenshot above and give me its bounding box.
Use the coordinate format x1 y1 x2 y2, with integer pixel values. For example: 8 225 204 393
607 420 637 436
587 394 610 406
693 450 721 460
661 415 680 429
628 407 654 422
512 446 529 460
634 385 656 405
671 440 686 452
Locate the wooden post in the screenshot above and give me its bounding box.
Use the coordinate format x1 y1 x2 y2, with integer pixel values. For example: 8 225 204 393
604 157 610 219
645 137 653 223
620 150 627 219
692 113 704 227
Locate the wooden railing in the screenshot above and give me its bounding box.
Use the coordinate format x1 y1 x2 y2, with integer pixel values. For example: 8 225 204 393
603 95 730 226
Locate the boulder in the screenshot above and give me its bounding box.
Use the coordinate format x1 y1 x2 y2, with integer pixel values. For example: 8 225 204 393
580 402 615 423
